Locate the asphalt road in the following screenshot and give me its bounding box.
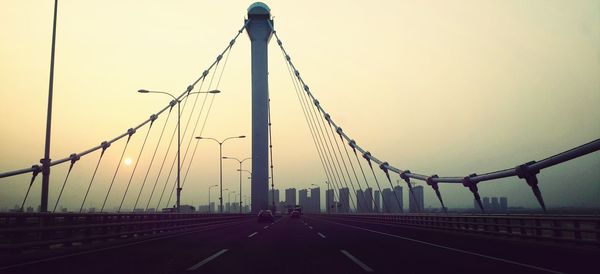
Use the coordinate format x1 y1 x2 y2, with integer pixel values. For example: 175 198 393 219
1 214 597 274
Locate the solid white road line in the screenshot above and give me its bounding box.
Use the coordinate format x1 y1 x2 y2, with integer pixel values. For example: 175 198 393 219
187 249 229 271
248 232 258 238
322 218 565 274
317 232 326 239
340 250 374 272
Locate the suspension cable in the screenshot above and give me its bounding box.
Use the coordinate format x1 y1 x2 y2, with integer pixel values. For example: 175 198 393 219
132 110 172 211
280 49 338 209
20 166 41 211
118 120 154 212
80 142 109 212
100 130 135 212
181 44 234 190
268 98 276 209
52 154 80 212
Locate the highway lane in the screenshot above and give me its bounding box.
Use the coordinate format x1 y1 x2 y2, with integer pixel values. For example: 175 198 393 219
306 215 599 274
0 217 260 274
2 214 597 274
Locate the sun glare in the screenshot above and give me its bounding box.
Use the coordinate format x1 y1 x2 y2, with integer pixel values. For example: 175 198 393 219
123 158 132 166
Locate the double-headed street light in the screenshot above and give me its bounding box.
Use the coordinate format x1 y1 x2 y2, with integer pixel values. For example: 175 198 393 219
223 157 251 214
196 136 246 213
138 89 220 212
208 184 218 213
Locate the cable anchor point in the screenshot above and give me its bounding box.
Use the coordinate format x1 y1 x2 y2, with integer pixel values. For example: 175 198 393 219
463 173 484 213
516 161 546 212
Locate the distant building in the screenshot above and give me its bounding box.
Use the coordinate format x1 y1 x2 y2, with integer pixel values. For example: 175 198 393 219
500 197 508 211
491 197 500 211
325 189 335 213
394 186 403 212
339 188 350 213
358 188 373 213
311 187 321 213
409 186 424 213
483 197 490 210
383 187 403 213
285 188 297 206
374 190 381 213
299 189 309 211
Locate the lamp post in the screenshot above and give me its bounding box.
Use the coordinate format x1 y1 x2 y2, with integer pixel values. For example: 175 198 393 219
208 184 218 213
223 188 230 213
139 89 220 212
223 157 251 214
196 136 245 213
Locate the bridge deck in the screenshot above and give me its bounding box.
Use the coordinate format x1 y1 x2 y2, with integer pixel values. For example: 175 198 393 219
1 215 598 274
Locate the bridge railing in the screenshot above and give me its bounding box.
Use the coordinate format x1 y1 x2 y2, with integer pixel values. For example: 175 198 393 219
315 213 600 246
0 212 251 253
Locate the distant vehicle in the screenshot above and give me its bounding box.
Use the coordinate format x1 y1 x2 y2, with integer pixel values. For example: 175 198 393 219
290 210 301 218
257 210 274 222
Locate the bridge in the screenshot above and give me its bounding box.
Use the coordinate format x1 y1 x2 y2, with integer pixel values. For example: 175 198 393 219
1 2 599 274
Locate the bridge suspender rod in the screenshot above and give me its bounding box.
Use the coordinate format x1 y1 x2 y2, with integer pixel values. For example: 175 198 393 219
362 152 388 213
281 50 339 210
100 129 135 212
326 121 364 212
133 110 172 211
80 142 109 212
336 129 368 212
20 166 41 212
164 62 222 208
268 98 276 210
181 44 234 190
52 153 80 213
118 121 154 212
379 162 404 213
349 141 373 213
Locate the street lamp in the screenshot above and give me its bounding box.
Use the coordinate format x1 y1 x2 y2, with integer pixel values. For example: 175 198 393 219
196 135 245 213
138 89 220 212
208 184 218 213
223 157 251 214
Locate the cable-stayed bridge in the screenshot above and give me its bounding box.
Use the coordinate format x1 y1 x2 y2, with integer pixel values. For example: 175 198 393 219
0 2 599 274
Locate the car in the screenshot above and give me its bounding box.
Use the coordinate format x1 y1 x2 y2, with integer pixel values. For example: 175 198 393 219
290 210 301 218
257 210 274 222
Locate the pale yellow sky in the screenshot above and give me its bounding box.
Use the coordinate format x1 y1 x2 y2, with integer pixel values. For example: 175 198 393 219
0 0 599 211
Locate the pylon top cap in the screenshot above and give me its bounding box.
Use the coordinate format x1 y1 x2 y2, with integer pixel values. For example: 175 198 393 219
248 2 271 16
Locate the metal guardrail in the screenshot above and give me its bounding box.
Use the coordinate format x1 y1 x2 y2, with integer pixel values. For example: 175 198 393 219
317 213 600 246
0 213 252 252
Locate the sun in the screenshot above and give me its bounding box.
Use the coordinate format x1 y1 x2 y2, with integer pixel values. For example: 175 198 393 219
123 158 133 166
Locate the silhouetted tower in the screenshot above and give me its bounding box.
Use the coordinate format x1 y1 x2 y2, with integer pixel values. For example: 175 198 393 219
246 2 273 213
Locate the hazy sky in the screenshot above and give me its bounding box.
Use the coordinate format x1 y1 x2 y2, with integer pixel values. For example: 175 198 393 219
0 0 598 211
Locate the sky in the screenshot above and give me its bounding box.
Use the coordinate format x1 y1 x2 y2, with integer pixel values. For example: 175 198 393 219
0 0 599 212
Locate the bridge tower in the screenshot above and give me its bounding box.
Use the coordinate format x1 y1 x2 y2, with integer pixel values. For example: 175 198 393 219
246 2 273 213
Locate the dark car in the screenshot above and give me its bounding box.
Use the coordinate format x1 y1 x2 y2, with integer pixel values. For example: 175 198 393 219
290 210 301 218
257 210 274 222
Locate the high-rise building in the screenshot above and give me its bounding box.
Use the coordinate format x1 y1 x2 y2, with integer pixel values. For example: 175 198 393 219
483 197 490 210
285 188 297 206
394 185 403 212
325 189 335 213
409 185 424 213
268 189 280 210
299 189 309 211
339 187 350 213
500 197 508 211
374 190 381 213
311 187 321 213
491 197 499 211
356 189 365 213
382 187 402 213
363 188 373 213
